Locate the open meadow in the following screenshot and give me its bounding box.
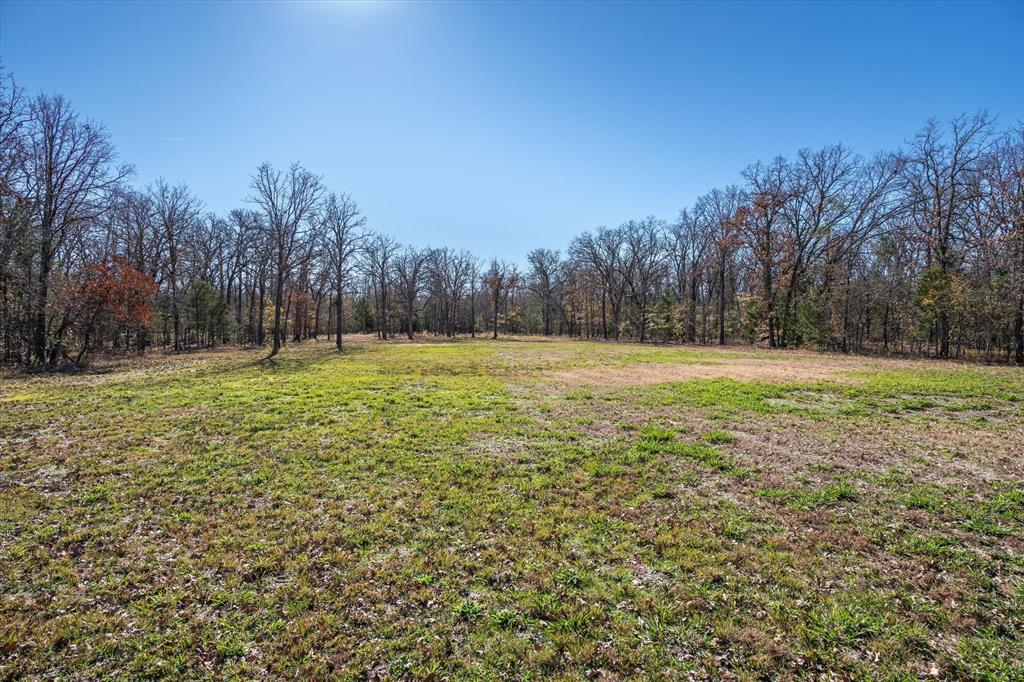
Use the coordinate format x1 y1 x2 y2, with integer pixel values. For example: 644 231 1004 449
1 337 1022 680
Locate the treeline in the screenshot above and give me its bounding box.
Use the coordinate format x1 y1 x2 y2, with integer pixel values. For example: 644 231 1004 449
1 72 1022 367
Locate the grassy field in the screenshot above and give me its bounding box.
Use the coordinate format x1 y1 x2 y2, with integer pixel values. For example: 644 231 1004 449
1 337 1022 680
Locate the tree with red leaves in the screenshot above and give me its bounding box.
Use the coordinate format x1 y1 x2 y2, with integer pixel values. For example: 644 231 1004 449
73 256 158 362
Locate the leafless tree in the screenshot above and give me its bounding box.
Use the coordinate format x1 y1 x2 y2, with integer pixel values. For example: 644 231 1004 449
426 247 474 337
619 217 667 343
669 208 713 343
320 192 366 350
150 180 202 351
0 67 25 197
226 208 260 341
395 246 429 339
249 162 323 359
570 226 626 340
902 114 993 357
24 94 130 365
694 187 742 345
983 126 1024 363
363 233 400 340
482 258 519 339
527 248 563 335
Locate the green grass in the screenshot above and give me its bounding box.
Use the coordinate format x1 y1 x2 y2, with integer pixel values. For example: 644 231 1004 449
1 338 1022 679
647 364 1024 420
759 480 859 509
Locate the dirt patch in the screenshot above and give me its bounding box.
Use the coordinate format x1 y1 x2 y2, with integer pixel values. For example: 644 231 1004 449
547 359 860 386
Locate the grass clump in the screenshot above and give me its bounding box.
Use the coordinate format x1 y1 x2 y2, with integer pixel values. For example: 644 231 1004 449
759 481 858 509
703 429 738 444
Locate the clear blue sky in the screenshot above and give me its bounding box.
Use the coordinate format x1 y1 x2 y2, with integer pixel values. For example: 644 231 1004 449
1 1 1021 258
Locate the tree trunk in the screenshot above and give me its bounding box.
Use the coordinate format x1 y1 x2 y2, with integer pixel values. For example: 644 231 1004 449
492 292 499 339
168 240 181 352
407 299 415 340
938 309 950 359
688 273 698 343
763 259 776 348
283 292 291 347
32 233 52 366
336 291 344 351
601 287 608 340
717 256 726 346
1014 293 1024 365
268 270 284 358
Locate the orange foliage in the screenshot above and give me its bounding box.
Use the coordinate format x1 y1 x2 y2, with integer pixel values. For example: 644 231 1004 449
79 256 159 329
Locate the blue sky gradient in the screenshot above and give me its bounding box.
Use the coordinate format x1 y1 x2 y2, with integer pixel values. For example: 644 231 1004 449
1 0 1021 257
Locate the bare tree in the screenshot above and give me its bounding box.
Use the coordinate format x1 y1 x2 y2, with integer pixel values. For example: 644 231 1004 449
695 187 742 345
249 162 323 359
526 248 563 335
739 157 790 346
0 67 25 197
363 233 400 340
425 247 474 337
984 126 1024 363
903 114 993 357
482 258 519 339
226 208 260 342
395 246 429 339
1 72 29 362
776 145 860 346
150 180 202 351
24 94 130 365
620 217 667 343
467 253 481 338
320 192 366 350
669 208 713 343
570 226 626 339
